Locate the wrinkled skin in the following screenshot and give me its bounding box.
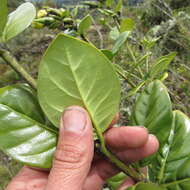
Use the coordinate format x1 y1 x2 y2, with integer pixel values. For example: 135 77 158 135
6 106 159 190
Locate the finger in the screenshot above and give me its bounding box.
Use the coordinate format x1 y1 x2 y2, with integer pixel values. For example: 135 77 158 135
117 134 159 163
45 106 94 190
6 166 48 190
84 159 119 190
84 135 158 189
117 177 135 190
105 126 149 150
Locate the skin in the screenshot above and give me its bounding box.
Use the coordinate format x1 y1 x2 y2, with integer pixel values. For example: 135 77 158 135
6 106 159 190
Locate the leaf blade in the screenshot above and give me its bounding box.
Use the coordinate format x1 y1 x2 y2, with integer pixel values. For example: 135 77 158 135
0 0 8 37
38 34 121 133
131 80 173 166
3 2 36 41
0 85 57 168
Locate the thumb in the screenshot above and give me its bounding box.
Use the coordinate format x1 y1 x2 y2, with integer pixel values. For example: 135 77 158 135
45 106 94 190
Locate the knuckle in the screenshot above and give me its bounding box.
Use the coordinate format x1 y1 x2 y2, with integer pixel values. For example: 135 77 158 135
54 143 86 169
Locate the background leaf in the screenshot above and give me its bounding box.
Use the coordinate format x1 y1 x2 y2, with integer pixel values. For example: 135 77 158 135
0 0 8 37
0 84 57 168
120 18 135 32
78 14 92 35
2 2 36 42
38 34 121 133
127 183 164 190
149 52 176 79
107 172 126 190
101 49 114 61
112 31 131 54
149 111 190 189
131 80 173 166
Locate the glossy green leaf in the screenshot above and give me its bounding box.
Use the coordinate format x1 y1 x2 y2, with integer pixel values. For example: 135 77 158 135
149 52 176 79
112 31 131 54
78 14 92 35
0 84 57 168
0 84 45 123
150 111 190 189
38 34 121 133
2 2 36 42
127 183 164 190
0 0 8 37
107 172 127 190
120 18 135 32
131 80 173 166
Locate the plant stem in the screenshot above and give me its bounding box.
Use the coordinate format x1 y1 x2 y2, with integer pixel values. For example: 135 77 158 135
94 122 146 182
116 69 136 88
91 17 104 49
0 49 37 90
126 43 144 78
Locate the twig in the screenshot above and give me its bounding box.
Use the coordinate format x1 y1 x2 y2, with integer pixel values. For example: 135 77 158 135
0 49 37 90
91 17 104 49
93 119 146 182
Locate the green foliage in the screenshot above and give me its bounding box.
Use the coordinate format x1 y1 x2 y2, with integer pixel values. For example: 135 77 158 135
0 0 8 37
0 84 57 168
78 14 93 35
127 183 163 190
112 31 131 54
38 34 121 132
120 18 135 32
149 52 176 79
0 0 190 189
150 111 190 187
1 2 36 42
131 80 173 166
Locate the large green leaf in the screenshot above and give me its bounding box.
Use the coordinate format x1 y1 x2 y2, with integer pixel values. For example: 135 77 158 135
2 2 36 42
150 111 190 189
131 80 173 166
127 183 164 190
0 84 45 123
0 0 8 37
0 85 57 168
78 14 92 35
38 34 121 133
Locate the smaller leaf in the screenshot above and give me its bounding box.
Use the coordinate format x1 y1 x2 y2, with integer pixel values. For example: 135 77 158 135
109 26 120 40
101 49 114 60
78 14 92 35
112 31 131 54
2 2 36 42
0 0 8 37
107 172 126 190
106 0 114 8
115 0 123 13
127 183 164 190
149 52 176 79
120 18 135 32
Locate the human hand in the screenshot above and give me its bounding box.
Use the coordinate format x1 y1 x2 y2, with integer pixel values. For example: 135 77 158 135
6 106 159 190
